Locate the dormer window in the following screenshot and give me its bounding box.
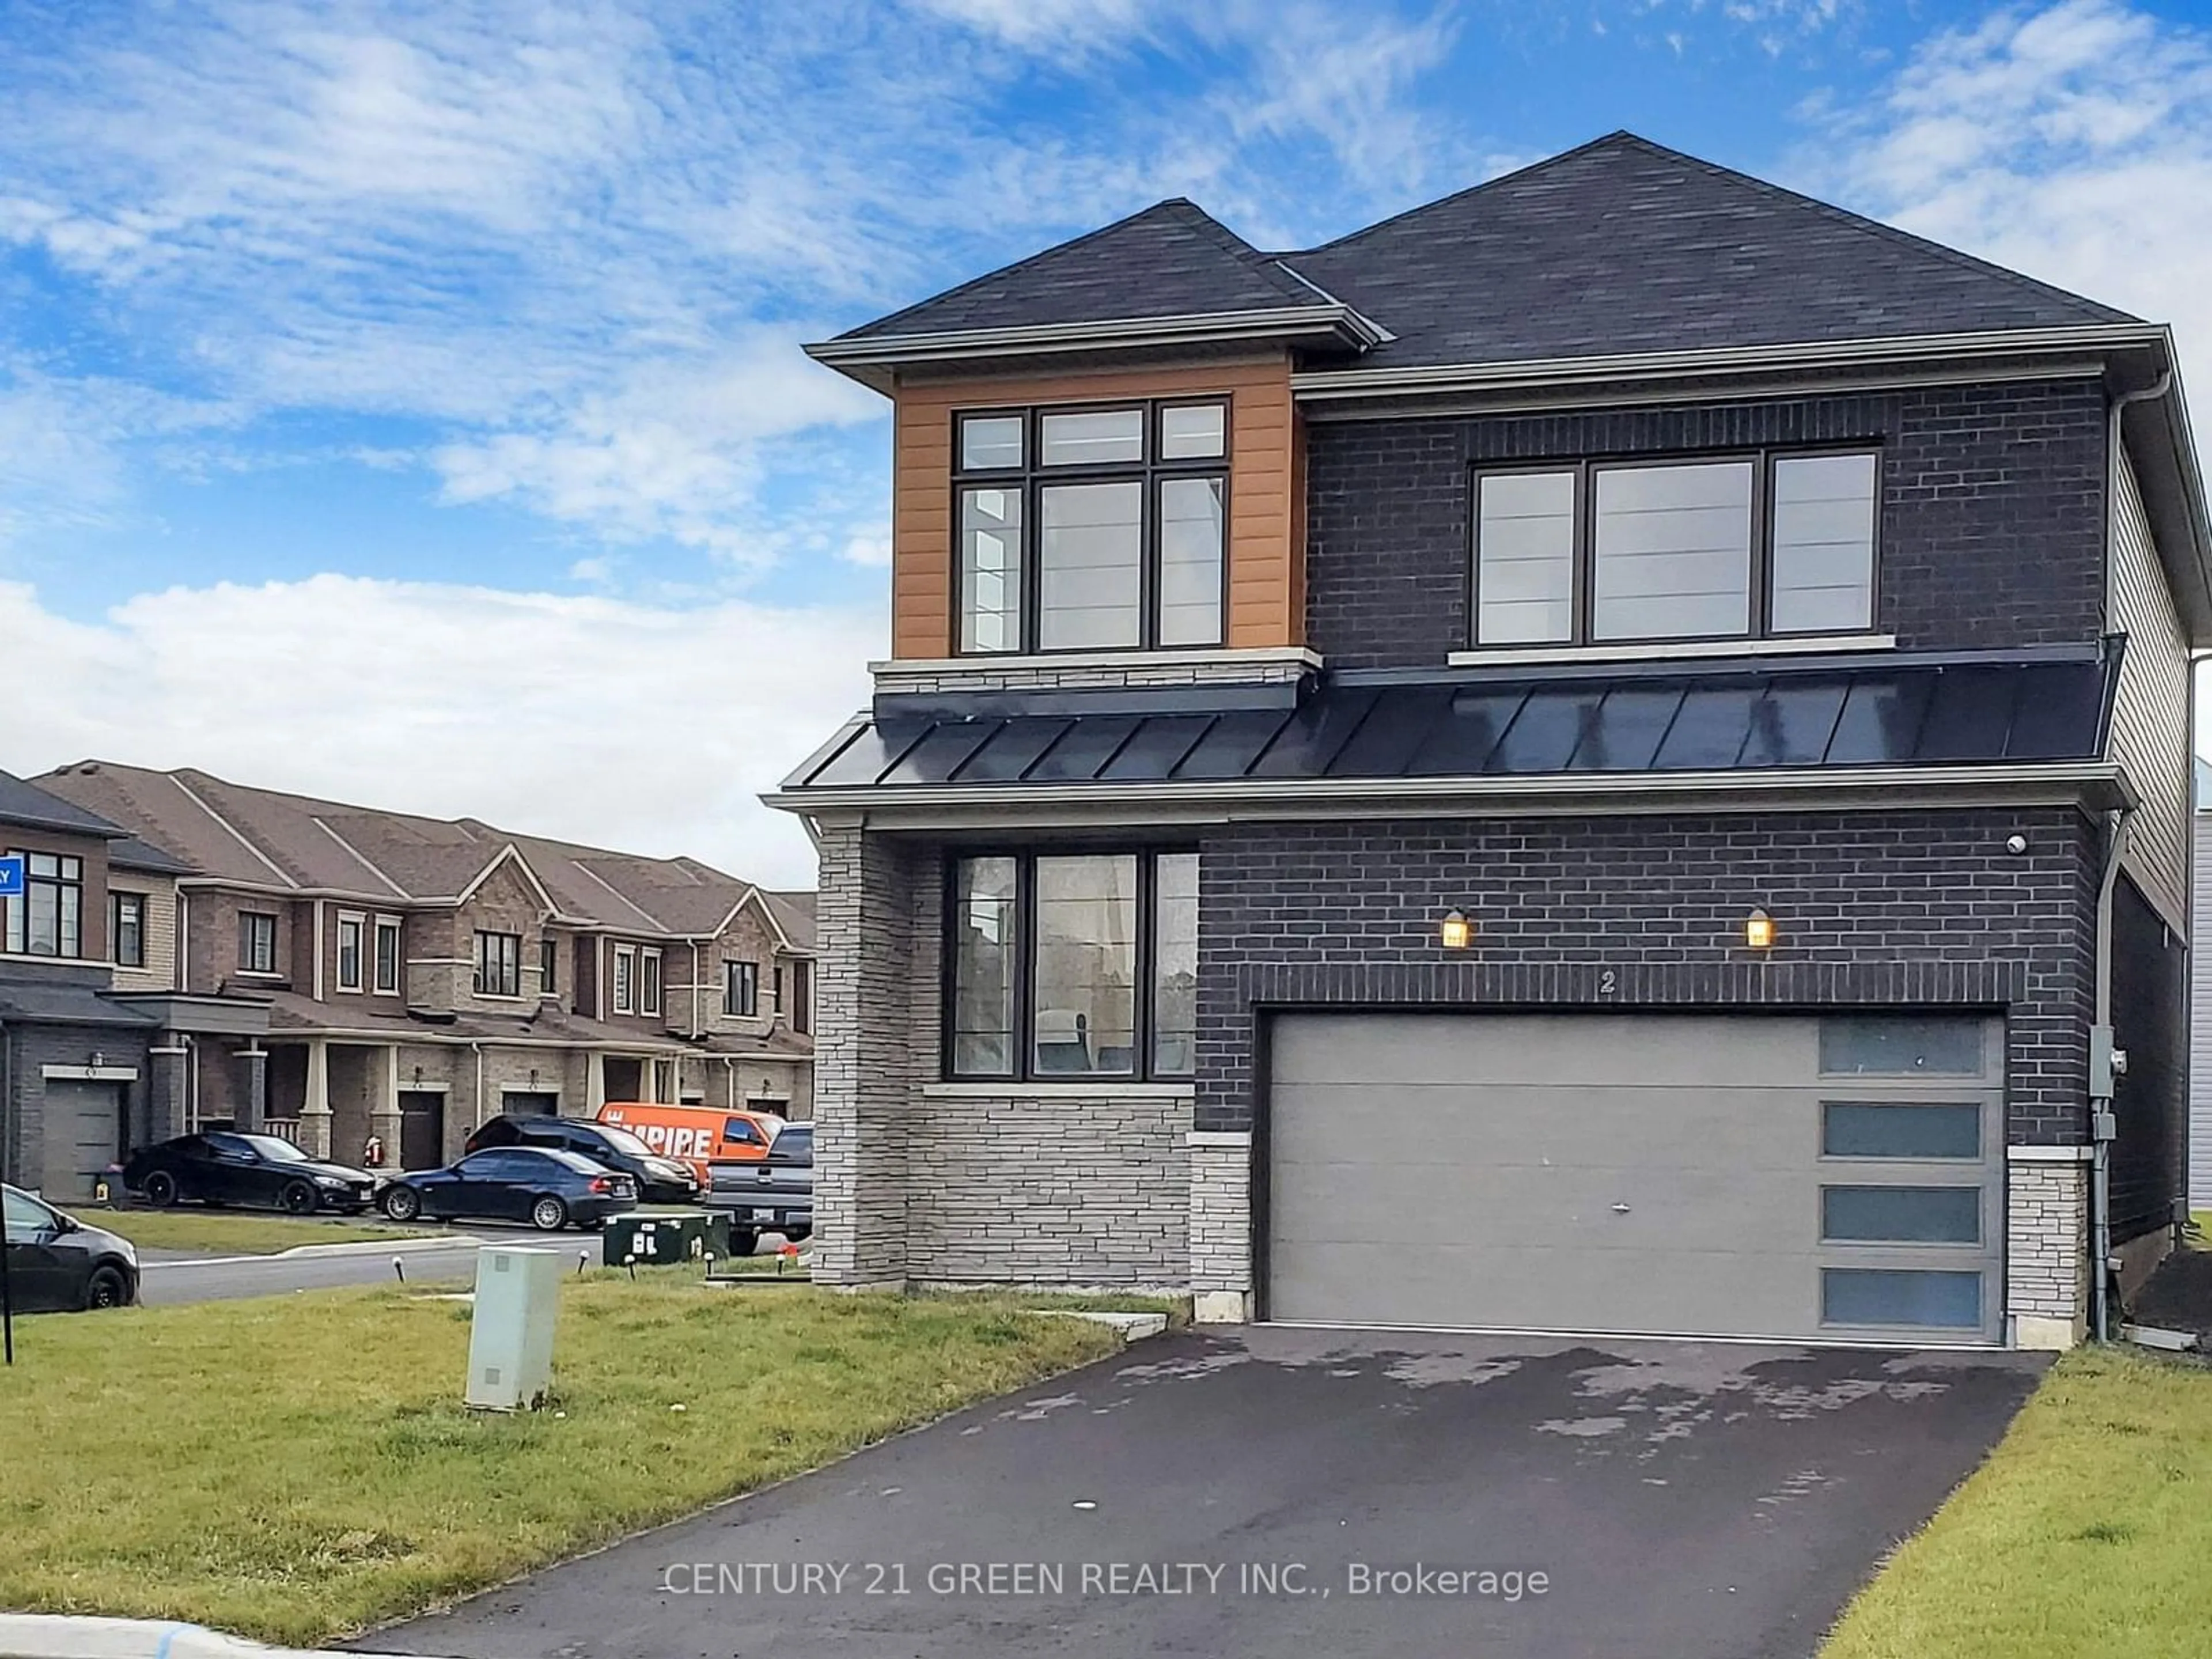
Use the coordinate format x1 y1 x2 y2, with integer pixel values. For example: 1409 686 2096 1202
1472 450 1878 648
955 399 1228 654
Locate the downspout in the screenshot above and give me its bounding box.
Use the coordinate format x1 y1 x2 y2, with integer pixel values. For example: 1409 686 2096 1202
471 1041 486 1130
2090 806 2133 1343
2088 371 2170 1340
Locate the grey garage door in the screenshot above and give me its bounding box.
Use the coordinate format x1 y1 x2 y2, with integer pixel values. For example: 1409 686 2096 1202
1267 1012 2005 1344
40 1079 126 1203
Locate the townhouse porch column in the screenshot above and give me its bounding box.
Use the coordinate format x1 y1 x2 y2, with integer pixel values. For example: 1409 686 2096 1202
146 1034 191 1143
585 1051 607 1113
297 1038 332 1157
369 1044 403 1172
239 1041 268 1133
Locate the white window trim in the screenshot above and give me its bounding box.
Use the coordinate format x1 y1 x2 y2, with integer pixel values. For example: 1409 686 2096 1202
613 944 637 1014
334 910 366 994
372 915 403 995
641 946 663 1016
1446 632 1896 669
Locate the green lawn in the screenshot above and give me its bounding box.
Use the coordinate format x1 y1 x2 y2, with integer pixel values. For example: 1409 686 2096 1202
88 1209 430 1255
0 1277 1138 1645
1822 1346 2212 1658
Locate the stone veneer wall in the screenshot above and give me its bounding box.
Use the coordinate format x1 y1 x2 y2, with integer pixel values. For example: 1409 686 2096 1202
870 649 1315 696
2007 1154 2089 1348
906 1086 1192 1283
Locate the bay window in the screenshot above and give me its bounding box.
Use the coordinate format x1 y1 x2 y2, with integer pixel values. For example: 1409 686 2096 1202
955 400 1228 655
946 850 1198 1081
1471 449 1878 648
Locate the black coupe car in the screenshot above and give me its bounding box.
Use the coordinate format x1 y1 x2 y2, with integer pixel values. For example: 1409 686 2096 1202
123 1131 378 1215
378 1147 637 1230
3 1183 139 1313
463 1113 700 1204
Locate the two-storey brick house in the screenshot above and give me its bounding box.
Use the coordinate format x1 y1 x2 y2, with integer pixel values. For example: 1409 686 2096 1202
37 761 814 1169
773 133 2205 1350
1 769 268 1200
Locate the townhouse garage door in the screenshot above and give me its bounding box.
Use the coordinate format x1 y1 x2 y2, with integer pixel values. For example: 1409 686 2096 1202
1266 1012 2005 1344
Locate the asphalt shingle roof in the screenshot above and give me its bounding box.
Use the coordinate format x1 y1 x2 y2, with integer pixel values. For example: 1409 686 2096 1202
833 133 2134 369
834 199 1325 340
35 761 808 940
0 769 126 838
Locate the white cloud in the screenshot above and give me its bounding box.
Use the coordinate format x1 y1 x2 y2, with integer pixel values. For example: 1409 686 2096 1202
0 0 1483 569
1809 1 2212 426
0 576 878 889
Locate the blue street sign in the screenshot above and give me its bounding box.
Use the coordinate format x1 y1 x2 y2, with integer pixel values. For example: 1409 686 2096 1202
0 855 22 899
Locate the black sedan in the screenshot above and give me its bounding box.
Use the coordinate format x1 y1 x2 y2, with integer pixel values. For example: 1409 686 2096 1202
3 1183 139 1313
464 1113 700 1205
378 1147 637 1230
123 1132 378 1215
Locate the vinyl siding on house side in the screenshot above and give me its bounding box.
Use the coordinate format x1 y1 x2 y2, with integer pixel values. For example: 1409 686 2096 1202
2109 447 2192 933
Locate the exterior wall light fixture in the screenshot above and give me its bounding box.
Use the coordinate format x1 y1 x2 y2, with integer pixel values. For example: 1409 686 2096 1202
1438 909 1474 950
1744 908 1776 951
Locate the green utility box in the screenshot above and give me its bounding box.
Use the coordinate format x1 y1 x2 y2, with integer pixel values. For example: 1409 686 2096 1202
601 1211 727 1267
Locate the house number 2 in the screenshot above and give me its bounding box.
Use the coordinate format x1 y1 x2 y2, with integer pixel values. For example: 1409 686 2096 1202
1598 969 1619 995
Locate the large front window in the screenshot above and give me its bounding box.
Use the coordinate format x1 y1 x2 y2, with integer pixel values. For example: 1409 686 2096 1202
946 851 1197 1081
4 851 84 957
956 400 1227 654
1472 450 1878 647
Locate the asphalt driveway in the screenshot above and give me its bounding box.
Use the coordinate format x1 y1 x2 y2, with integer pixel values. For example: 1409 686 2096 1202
361 1327 2046 1659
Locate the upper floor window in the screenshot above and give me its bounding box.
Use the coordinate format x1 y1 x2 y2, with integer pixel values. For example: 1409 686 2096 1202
640 946 663 1017
955 400 1228 655
725 959 758 1017
790 958 812 1036
474 930 521 997
946 850 1195 1081
4 851 84 959
1471 450 1878 648
111 891 146 968
239 911 278 974
335 912 365 992
538 936 558 998
612 944 636 1014
374 917 403 994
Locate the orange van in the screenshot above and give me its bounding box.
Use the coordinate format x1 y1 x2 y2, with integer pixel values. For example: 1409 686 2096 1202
595 1102 783 1184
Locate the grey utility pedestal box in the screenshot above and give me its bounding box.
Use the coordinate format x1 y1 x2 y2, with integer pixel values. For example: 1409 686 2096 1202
465 1245 563 1411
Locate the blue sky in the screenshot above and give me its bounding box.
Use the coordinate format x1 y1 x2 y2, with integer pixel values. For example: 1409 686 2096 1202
3 0 2210 885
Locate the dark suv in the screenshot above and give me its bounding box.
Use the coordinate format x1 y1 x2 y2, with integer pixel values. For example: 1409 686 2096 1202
705 1122 812 1255
463 1115 699 1205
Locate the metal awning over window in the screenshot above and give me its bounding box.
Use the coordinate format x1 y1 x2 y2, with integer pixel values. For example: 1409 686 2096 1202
779 647 2118 799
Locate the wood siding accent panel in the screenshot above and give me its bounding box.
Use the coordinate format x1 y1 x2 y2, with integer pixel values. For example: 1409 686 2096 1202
2109 446 2191 933
889 355 1299 659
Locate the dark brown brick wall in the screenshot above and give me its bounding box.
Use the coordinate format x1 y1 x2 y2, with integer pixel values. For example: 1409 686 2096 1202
1194 806 2100 1143
1304 379 2109 668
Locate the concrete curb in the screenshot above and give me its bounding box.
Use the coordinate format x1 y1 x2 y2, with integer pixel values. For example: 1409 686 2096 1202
271 1236 467 1260
140 1237 469 1269
0 1613 452 1658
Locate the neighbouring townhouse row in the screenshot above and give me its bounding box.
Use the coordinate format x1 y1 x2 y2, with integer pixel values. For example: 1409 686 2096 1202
1 760 814 1200
771 131 2205 1351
